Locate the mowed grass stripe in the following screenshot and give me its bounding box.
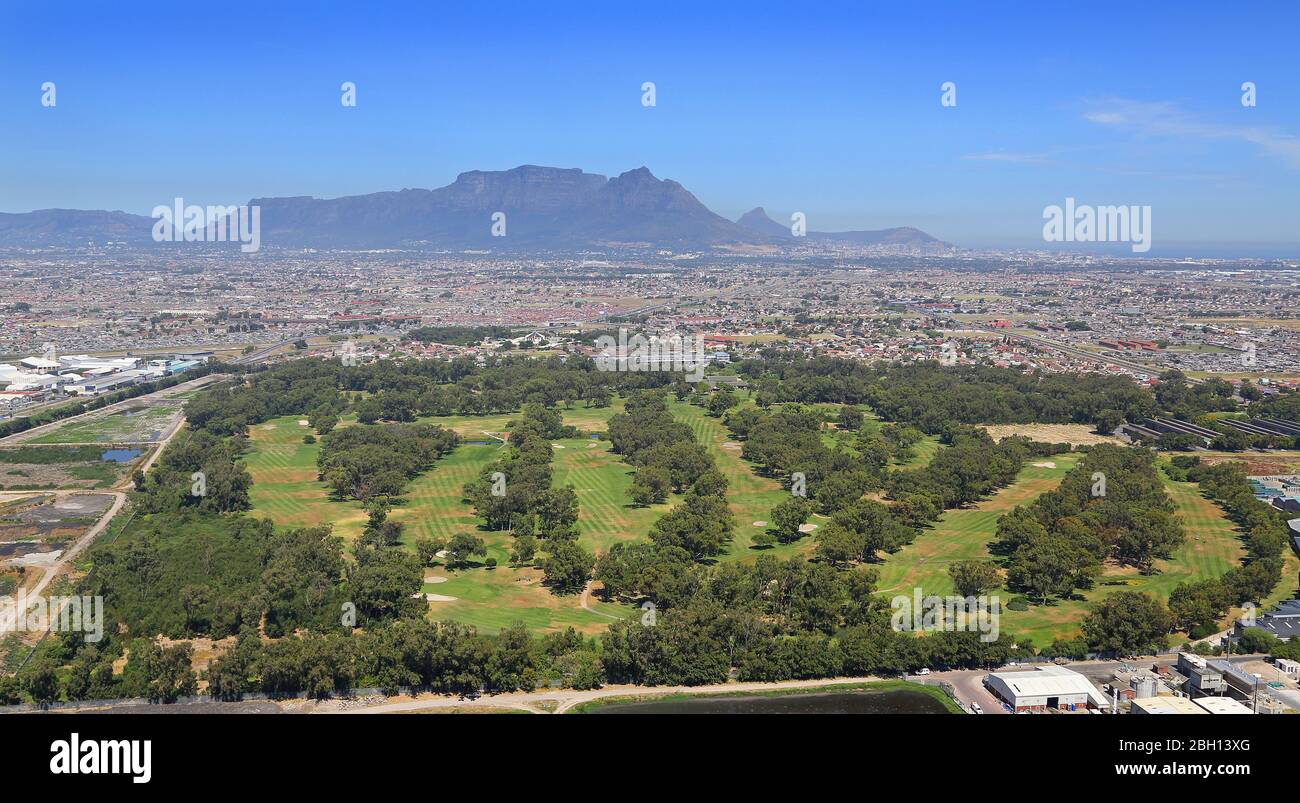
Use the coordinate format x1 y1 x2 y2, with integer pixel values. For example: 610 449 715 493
875 454 1083 597
669 398 810 563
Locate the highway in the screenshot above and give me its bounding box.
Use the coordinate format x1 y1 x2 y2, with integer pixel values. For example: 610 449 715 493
1007 331 1205 385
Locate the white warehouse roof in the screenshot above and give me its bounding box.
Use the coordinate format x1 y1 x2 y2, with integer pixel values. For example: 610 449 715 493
987 665 1110 708
1193 697 1252 714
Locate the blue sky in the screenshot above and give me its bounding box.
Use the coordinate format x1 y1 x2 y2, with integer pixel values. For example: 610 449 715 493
2 0 1298 252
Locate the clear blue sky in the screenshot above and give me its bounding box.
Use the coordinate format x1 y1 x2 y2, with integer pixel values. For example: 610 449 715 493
2 0 1298 251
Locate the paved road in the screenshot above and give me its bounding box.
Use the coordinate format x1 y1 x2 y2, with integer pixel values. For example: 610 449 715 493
1007 332 1204 385
918 669 1007 714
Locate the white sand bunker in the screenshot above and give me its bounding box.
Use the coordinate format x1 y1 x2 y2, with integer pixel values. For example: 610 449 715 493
752 521 767 527
552 443 565 449
414 592 458 602
423 573 448 584
722 442 742 450
1032 461 1056 468
435 549 448 558
586 442 599 448
261 424 276 430
298 420 309 426
798 523 819 534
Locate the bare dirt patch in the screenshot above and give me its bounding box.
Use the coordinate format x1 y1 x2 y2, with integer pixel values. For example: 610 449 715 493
980 423 1122 446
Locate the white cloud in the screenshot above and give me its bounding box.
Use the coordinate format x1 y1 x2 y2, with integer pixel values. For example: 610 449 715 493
1083 97 1300 168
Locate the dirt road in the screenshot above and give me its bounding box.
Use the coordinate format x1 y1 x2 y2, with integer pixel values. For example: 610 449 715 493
319 676 896 715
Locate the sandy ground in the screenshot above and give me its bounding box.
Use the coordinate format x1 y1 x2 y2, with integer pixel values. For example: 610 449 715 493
979 423 1122 446
314 675 894 715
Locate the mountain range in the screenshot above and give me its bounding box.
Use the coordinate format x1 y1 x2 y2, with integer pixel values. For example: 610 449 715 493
0 165 946 251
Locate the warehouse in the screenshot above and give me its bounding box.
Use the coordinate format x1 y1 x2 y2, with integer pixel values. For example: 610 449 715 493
1193 697 1253 714
1130 697 1207 715
984 665 1110 712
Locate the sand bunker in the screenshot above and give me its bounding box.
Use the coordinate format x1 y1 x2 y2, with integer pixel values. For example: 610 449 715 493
798 523 819 533
1032 461 1057 468
423 573 448 584
722 442 742 450
752 521 767 527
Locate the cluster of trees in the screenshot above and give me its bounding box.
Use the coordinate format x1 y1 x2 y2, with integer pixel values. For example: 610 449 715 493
733 355 1155 433
994 445 1183 603
132 429 252 514
606 391 734 560
597 555 1024 686
403 325 516 346
1166 458 1290 637
185 359 344 436
11 638 199 706
609 390 719 504
885 426 1034 510
317 422 459 501
181 354 664 439
1153 371 1238 419
1248 388 1300 423
1081 591 1176 656
729 403 879 515
10 619 608 706
463 404 590 593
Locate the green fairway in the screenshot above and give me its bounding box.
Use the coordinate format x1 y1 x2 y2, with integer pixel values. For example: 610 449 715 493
1001 472 1246 646
669 399 812 562
893 435 942 469
875 454 1083 598
872 451 1251 647
242 400 1275 645
243 408 636 634
550 434 675 554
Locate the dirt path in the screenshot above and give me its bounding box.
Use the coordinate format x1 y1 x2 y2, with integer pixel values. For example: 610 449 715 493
318 675 891 715
578 581 621 620
123 410 188 487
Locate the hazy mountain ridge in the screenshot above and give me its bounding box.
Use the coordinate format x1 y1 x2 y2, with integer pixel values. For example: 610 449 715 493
0 166 946 250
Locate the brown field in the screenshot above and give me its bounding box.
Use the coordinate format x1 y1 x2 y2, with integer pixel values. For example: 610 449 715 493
979 423 1123 446
1197 450 1300 475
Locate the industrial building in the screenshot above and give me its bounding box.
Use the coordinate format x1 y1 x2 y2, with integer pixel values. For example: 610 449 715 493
1177 652 1228 695
983 665 1110 712
1193 697 1253 714
1130 697 1207 715
1235 599 1300 642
